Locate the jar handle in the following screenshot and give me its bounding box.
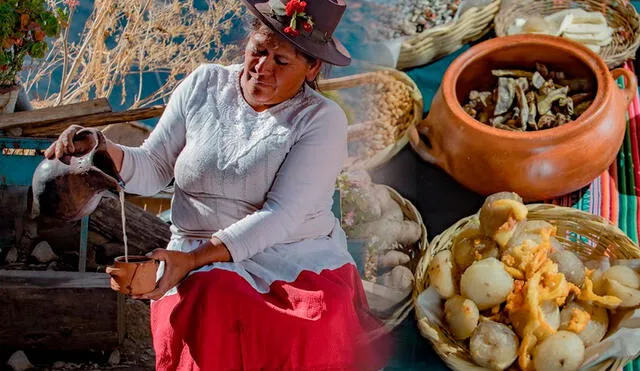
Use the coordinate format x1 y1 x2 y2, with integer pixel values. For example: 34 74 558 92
611 68 637 106
408 115 442 165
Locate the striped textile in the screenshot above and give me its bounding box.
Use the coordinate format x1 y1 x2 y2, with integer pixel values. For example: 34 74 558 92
551 61 639 244
548 61 640 371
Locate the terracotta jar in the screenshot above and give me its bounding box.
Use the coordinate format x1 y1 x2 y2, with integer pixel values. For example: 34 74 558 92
106 255 158 296
409 34 637 201
30 128 124 222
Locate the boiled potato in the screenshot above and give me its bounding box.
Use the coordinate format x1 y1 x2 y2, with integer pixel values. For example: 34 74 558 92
506 219 563 252
551 250 586 286
470 319 518 370
461 258 514 310
542 300 561 330
511 300 560 337
452 234 499 272
533 331 585 371
428 250 457 299
479 192 528 248
559 301 608 347
605 278 640 307
590 269 607 295
444 295 479 339
603 265 640 289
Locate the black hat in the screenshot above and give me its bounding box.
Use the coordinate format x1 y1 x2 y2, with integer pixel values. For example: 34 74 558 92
242 0 352 66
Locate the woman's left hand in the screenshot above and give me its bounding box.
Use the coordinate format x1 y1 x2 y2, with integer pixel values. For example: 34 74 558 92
134 249 197 300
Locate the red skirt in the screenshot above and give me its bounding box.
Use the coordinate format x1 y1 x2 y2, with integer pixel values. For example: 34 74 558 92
151 263 392 370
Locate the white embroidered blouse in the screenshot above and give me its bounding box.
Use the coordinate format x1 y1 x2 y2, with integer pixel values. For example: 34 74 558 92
118 63 348 263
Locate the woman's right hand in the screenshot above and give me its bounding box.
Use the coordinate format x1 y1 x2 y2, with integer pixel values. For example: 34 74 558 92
44 125 98 160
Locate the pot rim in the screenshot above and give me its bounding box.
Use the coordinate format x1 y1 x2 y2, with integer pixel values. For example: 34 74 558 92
443 34 611 140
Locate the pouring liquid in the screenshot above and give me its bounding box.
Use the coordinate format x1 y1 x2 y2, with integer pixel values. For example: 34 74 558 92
119 190 129 262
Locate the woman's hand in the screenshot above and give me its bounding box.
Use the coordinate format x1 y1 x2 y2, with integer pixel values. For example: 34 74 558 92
44 125 97 159
44 124 125 172
134 249 197 300
134 238 231 300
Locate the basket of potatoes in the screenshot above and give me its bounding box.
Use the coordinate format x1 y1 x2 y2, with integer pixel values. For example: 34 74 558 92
414 191 640 371
318 69 423 171
337 171 427 331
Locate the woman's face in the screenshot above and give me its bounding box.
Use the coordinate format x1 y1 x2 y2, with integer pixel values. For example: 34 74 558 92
241 30 321 111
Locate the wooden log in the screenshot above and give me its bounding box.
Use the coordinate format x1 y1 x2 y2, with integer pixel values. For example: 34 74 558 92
0 270 124 351
0 99 112 131
101 121 151 147
23 106 165 137
89 197 171 256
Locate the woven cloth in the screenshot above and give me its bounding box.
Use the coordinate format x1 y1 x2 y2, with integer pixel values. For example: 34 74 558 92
548 60 640 371
550 61 639 245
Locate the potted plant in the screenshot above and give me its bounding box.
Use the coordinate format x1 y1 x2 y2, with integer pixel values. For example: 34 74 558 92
0 0 66 113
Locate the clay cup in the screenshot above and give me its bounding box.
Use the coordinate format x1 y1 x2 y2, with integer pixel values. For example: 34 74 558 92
106 255 158 296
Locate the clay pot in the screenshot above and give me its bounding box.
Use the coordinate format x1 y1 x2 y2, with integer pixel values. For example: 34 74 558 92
408 34 637 201
106 255 158 296
30 128 125 221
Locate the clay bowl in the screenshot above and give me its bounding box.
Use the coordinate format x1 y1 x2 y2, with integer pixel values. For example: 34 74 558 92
408 34 637 202
106 255 158 296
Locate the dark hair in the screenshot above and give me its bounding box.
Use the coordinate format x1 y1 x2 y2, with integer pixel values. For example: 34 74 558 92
249 18 330 90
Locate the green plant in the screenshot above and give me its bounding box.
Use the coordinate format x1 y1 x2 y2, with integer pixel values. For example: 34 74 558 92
0 0 67 86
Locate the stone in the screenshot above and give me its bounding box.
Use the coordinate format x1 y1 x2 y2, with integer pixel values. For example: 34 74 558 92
31 241 58 263
52 361 66 369
107 350 120 366
5 247 18 264
6 351 33 371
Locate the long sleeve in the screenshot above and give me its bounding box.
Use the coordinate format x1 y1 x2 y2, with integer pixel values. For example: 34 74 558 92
117 66 205 196
213 103 348 262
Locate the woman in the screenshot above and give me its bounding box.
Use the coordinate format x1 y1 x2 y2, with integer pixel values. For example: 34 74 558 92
45 0 390 369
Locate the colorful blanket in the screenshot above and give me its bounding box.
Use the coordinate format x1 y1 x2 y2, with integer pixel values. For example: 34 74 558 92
554 60 640 371
552 61 640 249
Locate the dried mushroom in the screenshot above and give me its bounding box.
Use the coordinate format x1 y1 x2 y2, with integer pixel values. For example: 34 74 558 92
514 82 529 130
462 63 594 132
531 71 545 89
537 86 569 115
492 69 533 79
495 77 516 116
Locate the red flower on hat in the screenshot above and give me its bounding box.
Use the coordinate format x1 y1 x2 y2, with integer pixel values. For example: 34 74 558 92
285 0 306 16
269 0 313 37
284 26 300 37
277 0 314 37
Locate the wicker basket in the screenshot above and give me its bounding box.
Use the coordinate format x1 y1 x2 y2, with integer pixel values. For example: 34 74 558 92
376 185 429 330
342 183 428 333
413 203 640 371
318 69 423 171
494 0 640 69
396 0 501 70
